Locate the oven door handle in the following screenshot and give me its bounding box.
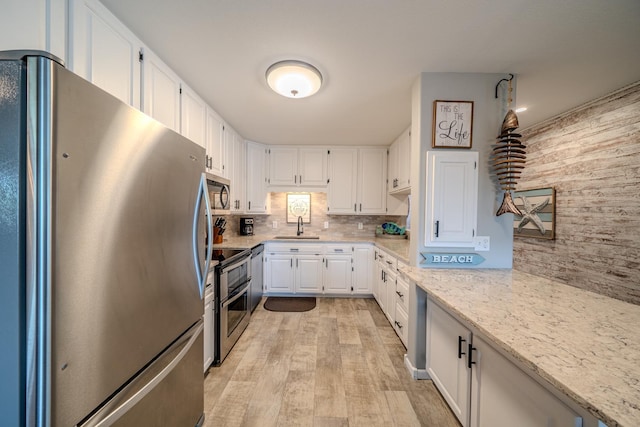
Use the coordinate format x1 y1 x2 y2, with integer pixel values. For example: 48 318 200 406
220 254 250 275
193 173 212 299
222 283 249 308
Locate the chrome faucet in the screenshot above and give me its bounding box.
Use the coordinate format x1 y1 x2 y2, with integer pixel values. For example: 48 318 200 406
297 216 304 236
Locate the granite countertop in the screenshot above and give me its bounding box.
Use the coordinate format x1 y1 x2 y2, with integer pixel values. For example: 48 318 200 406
400 267 640 427
213 233 410 262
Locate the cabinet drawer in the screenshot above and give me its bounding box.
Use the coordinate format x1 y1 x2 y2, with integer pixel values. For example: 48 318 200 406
266 243 324 254
325 244 351 254
377 249 397 270
394 303 408 347
395 276 410 313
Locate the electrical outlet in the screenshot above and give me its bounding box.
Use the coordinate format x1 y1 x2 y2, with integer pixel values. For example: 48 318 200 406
324 221 329 229
272 221 278 229
358 222 363 230
474 236 490 251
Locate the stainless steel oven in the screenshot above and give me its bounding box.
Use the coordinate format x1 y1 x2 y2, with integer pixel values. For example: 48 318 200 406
213 248 251 364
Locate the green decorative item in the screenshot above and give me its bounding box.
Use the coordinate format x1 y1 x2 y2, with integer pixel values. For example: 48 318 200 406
381 222 405 235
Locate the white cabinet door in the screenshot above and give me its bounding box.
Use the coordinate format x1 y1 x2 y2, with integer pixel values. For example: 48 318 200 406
141 49 180 131
357 148 387 214
384 268 396 322
269 147 298 186
425 151 478 247
265 255 294 292
246 141 269 214
395 127 411 192
206 108 225 176
203 289 214 372
352 245 373 294
387 141 398 192
295 256 324 293
298 148 328 186
394 302 409 347
180 83 206 149
470 335 583 427
324 255 352 294
327 148 358 214
68 0 141 108
230 135 246 213
427 299 472 426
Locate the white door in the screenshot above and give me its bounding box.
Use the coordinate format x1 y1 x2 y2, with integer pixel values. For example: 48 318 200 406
358 148 387 214
269 147 298 186
327 148 358 214
141 49 180 131
298 148 328 187
265 255 294 292
68 0 141 108
180 84 206 149
206 108 225 176
246 142 268 213
230 136 246 213
469 335 583 427
324 255 352 294
425 151 478 246
426 299 472 426
352 245 373 294
295 256 324 293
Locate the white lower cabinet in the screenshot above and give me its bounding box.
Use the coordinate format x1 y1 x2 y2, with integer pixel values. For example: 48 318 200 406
373 247 410 347
203 286 214 372
264 243 374 296
427 297 584 427
296 256 324 293
324 254 352 294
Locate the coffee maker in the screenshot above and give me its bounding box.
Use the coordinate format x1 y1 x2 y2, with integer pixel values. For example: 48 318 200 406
240 217 254 236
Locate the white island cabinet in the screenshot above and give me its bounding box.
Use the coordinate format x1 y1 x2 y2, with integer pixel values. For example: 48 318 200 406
426 297 584 427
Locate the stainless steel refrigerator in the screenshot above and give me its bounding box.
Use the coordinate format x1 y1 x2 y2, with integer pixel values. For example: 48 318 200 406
0 51 213 426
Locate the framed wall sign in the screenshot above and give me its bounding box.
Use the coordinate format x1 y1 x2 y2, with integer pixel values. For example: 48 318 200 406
286 193 311 223
513 187 556 240
432 100 474 148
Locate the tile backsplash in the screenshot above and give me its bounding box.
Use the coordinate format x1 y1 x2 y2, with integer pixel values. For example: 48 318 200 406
223 192 406 238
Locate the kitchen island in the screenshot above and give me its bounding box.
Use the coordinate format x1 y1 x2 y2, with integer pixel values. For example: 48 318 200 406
401 267 640 427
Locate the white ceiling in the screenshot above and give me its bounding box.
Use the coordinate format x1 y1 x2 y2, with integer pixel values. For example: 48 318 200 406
101 0 640 146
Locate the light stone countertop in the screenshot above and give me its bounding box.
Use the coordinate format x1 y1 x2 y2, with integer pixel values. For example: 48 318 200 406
212 233 410 262
400 267 640 427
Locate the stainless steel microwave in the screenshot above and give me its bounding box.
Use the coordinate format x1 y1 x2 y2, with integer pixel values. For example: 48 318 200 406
206 174 230 214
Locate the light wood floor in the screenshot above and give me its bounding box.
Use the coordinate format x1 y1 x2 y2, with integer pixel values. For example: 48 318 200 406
203 297 459 427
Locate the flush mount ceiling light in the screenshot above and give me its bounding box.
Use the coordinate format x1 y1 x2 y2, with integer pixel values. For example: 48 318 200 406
266 60 323 99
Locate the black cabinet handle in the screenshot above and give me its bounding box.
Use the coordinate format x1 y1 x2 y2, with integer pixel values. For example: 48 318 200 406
458 336 466 359
394 321 403 330
468 343 476 369
435 220 440 238
396 291 404 298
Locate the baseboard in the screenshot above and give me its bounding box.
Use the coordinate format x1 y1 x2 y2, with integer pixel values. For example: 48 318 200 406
404 354 429 380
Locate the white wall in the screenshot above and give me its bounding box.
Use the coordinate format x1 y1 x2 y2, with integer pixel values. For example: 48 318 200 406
409 72 515 269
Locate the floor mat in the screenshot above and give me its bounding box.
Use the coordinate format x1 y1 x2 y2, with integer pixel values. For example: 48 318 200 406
263 296 316 312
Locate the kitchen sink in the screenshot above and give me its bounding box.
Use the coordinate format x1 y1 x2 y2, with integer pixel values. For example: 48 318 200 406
274 235 320 240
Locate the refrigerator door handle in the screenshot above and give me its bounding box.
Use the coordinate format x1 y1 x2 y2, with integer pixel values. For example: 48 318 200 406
193 173 212 299
82 322 204 427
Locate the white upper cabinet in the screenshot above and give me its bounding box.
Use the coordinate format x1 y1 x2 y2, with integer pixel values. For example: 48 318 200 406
141 49 181 132
205 107 225 176
268 147 298 186
298 148 328 186
268 147 328 187
229 133 246 213
357 148 387 214
425 151 478 247
246 141 270 214
328 147 387 215
180 83 206 149
68 0 142 108
389 127 411 194
327 148 358 214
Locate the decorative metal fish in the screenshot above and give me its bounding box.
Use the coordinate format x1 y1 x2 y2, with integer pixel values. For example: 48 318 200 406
494 109 525 216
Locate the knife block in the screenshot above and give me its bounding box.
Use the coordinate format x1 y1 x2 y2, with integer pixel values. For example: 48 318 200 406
213 227 223 243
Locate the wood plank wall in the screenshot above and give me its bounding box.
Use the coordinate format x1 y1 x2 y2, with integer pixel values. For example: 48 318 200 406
513 82 640 305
